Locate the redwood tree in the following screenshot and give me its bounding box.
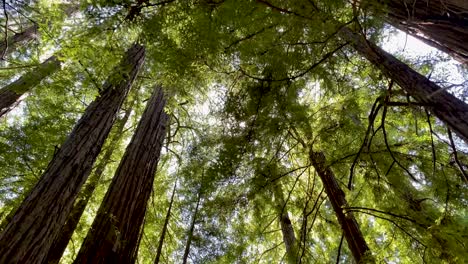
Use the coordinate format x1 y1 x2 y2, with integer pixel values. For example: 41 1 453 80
45 102 134 264
309 151 372 263
0 44 145 264
361 0 468 64
0 55 62 117
73 85 168 263
338 26 468 144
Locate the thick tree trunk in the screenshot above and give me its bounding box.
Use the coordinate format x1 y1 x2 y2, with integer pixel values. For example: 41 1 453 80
182 191 201 264
0 55 61 117
154 180 177 264
0 44 145 264
0 24 38 58
361 0 468 64
73 85 168 264
45 103 134 264
309 151 371 263
339 26 468 144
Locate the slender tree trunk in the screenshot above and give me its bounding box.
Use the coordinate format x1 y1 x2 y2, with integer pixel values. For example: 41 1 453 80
338 26 468 144
182 191 201 264
0 4 78 59
0 44 145 264
0 24 38 59
45 102 134 264
0 55 62 117
154 180 177 264
361 0 468 64
73 85 168 264
309 151 371 263
273 184 297 263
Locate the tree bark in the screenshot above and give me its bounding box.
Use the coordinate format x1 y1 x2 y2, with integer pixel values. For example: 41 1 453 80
0 55 62 118
272 184 298 263
309 151 371 263
361 0 468 65
182 191 201 264
0 44 145 264
73 85 168 264
0 24 38 59
45 102 134 264
338 26 468 144
154 180 177 264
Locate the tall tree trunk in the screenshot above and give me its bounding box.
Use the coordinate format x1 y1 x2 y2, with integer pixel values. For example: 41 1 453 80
0 24 38 59
45 102 134 264
0 55 62 117
154 180 177 264
273 184 298 263
73 85 168 264
309 151 371 263
360 0 468 64
0 44 145 264
182 191 201 264
338 26 468 144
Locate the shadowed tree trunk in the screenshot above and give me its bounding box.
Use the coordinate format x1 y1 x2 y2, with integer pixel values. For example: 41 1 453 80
0 4 79 59
0 55 62 117
154 180 177 264
182 190 201 264
0 24 38 59
0 44 145 264
338 26 468 144
360 0 468 64
273 184 298 263
73 85 168 264
45 102 134 264
309 151 371 263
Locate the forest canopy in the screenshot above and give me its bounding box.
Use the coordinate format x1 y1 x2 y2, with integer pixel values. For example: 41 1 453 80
0 0 467 263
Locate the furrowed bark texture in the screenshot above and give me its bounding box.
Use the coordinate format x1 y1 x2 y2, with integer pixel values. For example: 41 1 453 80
74 86 168 264
310 151 371 263
182 192 201 264
0 44 145 264
0 24 38 58
362 0 468 64
154 181 177 264
45 104 134 264
339 27 468 144
0 55 61 118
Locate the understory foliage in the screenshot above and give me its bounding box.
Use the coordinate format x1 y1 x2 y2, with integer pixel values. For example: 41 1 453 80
0 0 467 263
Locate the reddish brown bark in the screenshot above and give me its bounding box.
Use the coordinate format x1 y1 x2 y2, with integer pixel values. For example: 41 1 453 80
361 0 468 64
310 151 371 263
0 44 145 264
73 86 168 264
339 26 468 144
45 103 134 264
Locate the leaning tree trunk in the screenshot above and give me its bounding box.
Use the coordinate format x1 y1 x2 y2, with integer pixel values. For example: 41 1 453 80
0 55 62 117
338 26 468 144
182 191 201 264
272 184 298 263
45 102 134 264
309 151 371 263
154 180 178 264
73 85 168 264
0 24 38 59
360 0 468 65
0 44 145 264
